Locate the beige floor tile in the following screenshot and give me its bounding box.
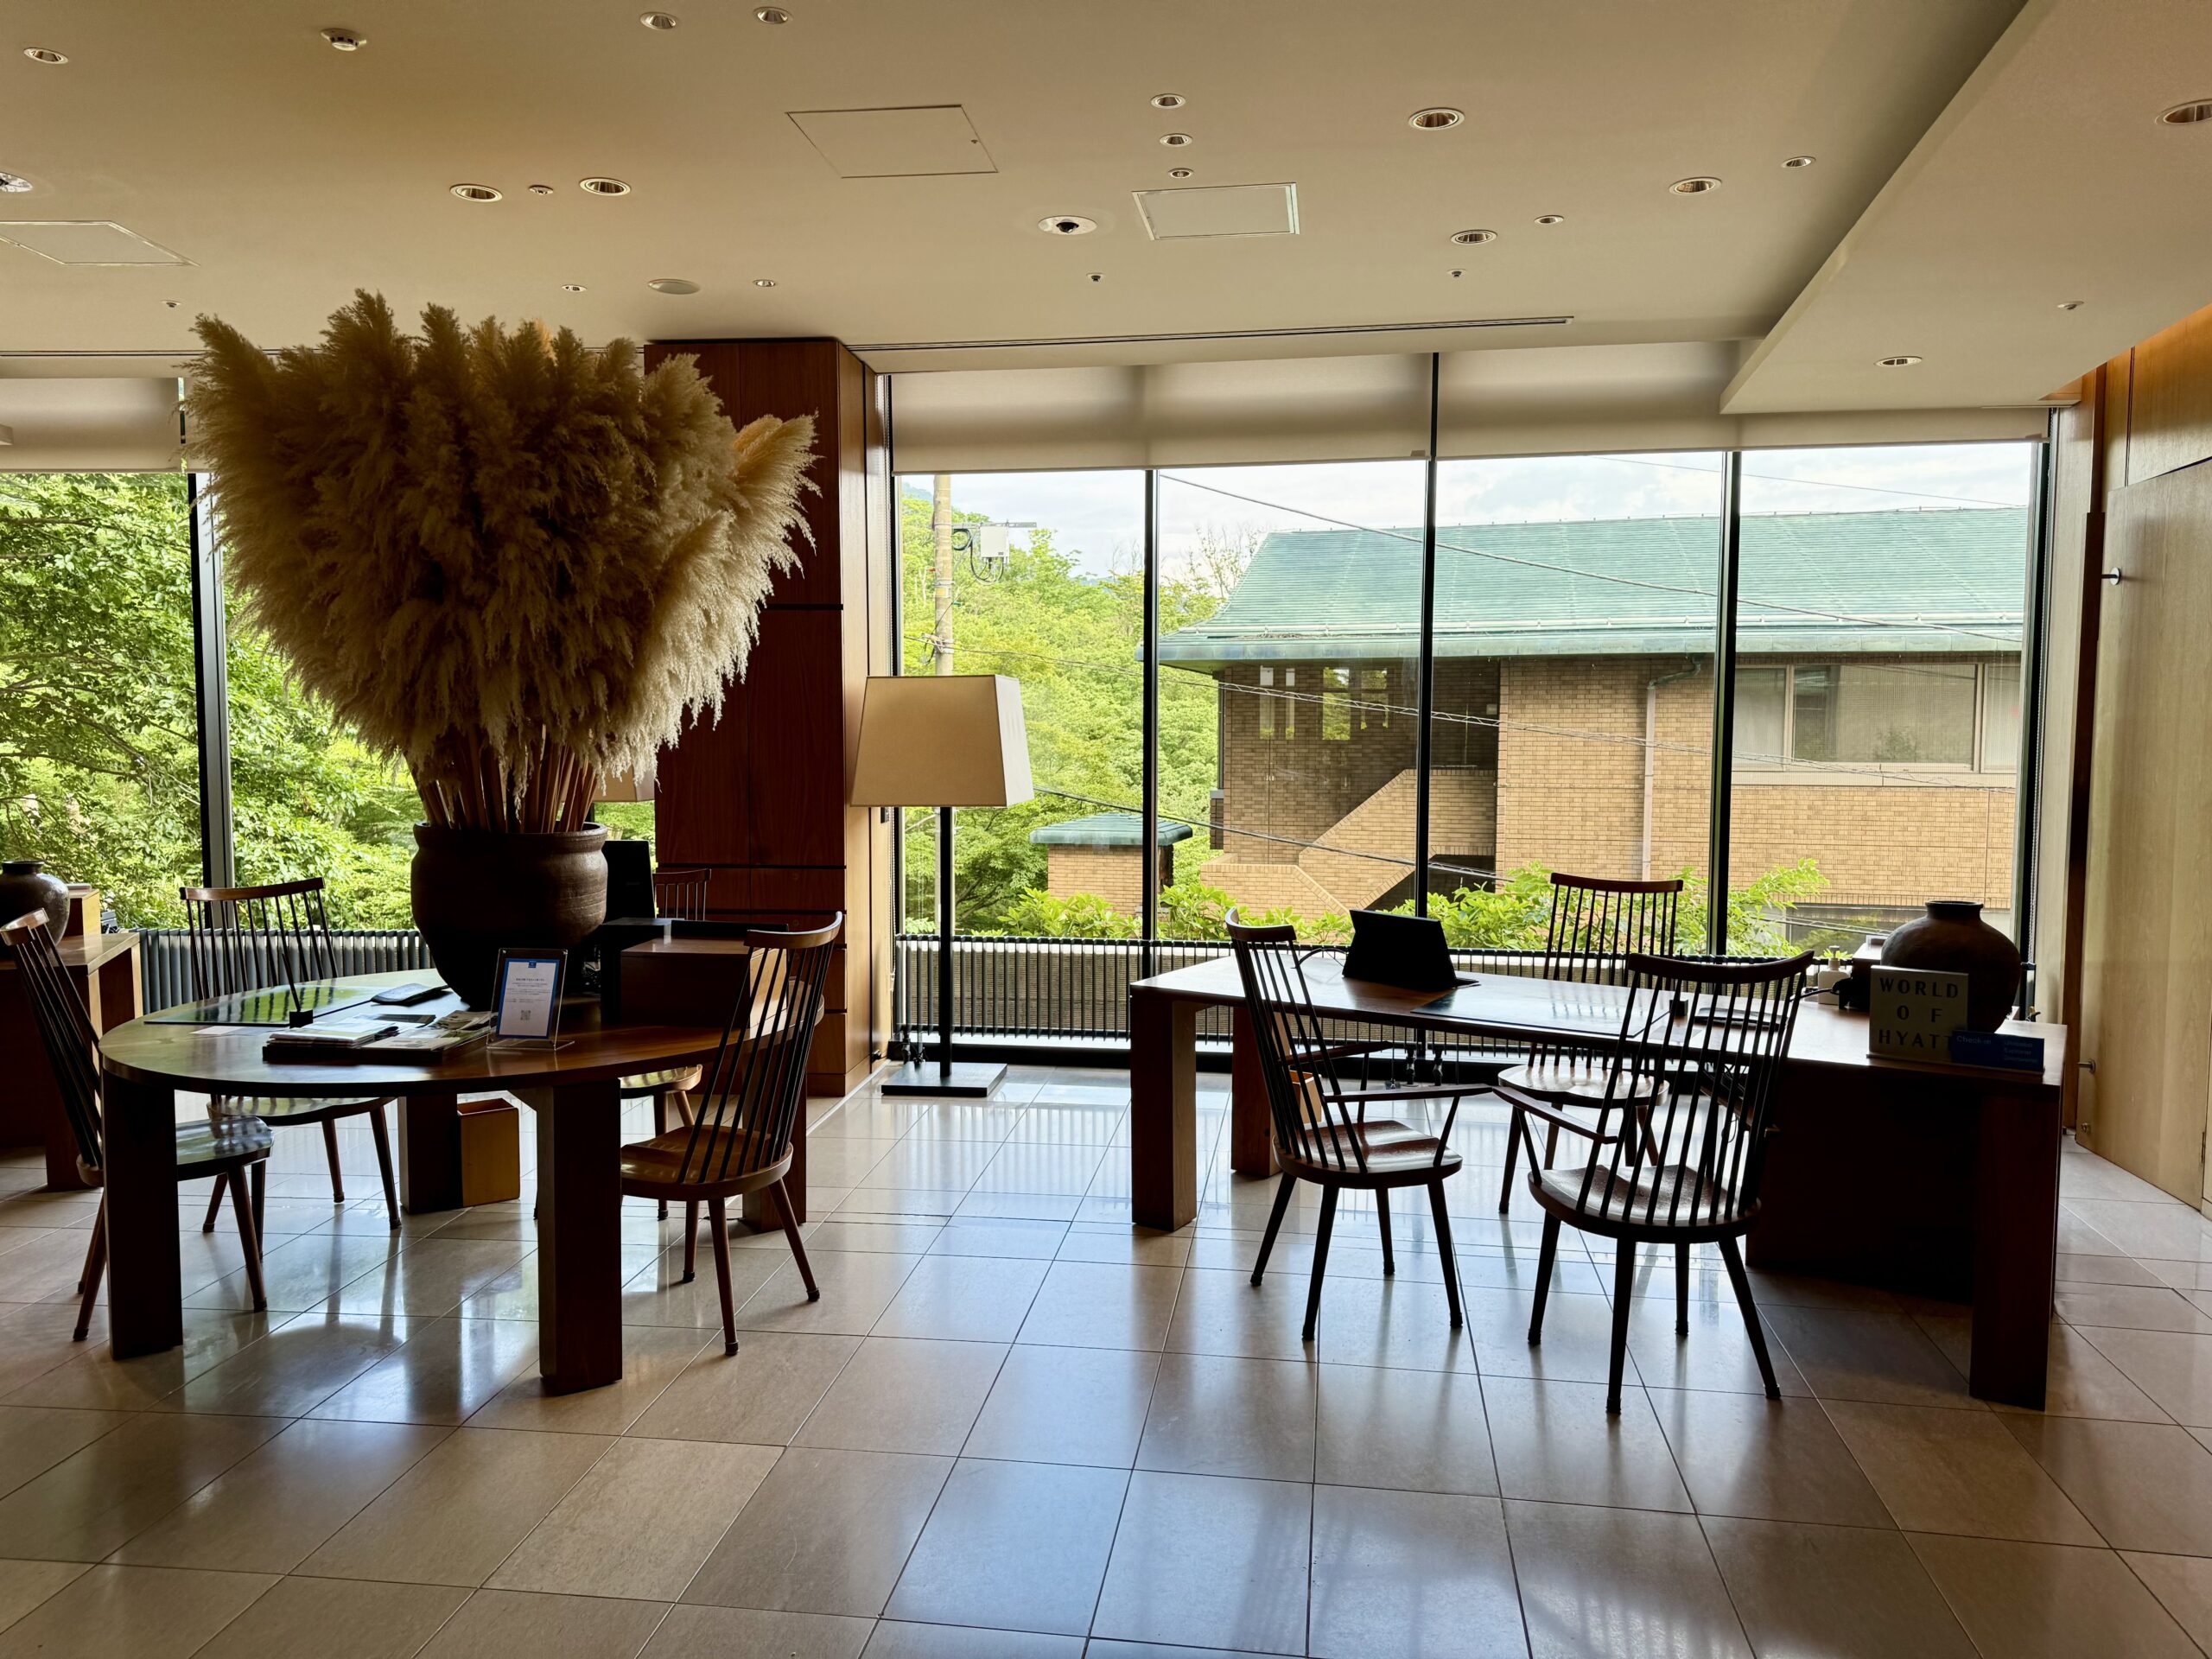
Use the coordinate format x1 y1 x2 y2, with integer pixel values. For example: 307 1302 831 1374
628 1332 858 1446
682 1446 950 1617
871 1253 1048 1342
0 1408 128 1502
1463 1287 1626 1385
862 1622 1084 1657
2057 1283 2212 1333
1057 1226 1192 1268
807 1137 906 1187
0 1410 285 1561
0 1560 86 1636
832 1188 969 1219
1649 1389 1888 1525
791 1337 1006 1455
1162 1265 1313 1361
323 1237 531 1319
4 1309 269 1411
886 1458 1128 1635
620 1238 787 1330
299 1426 613 1586
1823 1399 2098 1542
805 1219 944 1255
0 1563 276 1658
113 1417 449 1573
859 1140 996 1191
1019 1261 1183 1351
0 1230 104 1306
165 1308 415 1417
2004 1414 2212 1554
1481 1376 1692 1511
1313 1362 1497 1497
639 1604 870 1659
415 1587 669 1659
2056 1250 2165 1286
2075 1324 2212 1427
1506 1500 1751 1659
1307 1485 1521 1659
736 1250 922 1337
197 1574 471 1659
2124 1552 2212 1652
1092 1470 1312 1656
181 1230 400 1314
1137 1351 1317 1482
1910 1533 2200 1659
1702 1517 1974 1658
467 1324 710 1435
1625 1298 1812 1396
307 1315 540 1425
964 1343 1160 1467
0 1304 110 1399
491 1435 777 1599
1310 1272 1478 1373
1916 1316 2169 1421
1758 1306 1979 1408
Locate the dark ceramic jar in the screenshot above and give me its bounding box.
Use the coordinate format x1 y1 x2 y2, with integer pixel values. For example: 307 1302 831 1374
1880 899 2022 1033
0 861 70 938
410 823 608 1008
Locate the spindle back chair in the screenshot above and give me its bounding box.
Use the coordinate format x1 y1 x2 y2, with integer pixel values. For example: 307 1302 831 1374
652 868 712 922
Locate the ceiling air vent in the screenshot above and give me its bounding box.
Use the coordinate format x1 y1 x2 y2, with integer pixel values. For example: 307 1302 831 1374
1133 182 1298 241
0 221 192 266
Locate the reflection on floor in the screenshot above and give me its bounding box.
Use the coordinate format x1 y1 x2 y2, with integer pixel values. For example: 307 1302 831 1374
1 1065 2211 1656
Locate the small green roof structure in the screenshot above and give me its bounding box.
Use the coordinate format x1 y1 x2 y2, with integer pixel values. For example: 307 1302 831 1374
1029 812 1194 848
1158 507 2027 669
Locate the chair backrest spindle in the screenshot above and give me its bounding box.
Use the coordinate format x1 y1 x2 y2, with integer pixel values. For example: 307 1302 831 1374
178 876 342 1012
1 913 105 1176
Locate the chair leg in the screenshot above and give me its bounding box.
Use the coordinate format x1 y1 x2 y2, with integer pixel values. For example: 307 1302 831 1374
1375 1189 1395 1275
1528 1213 1560 1344
250 1160 265 1241
681 1201 699 1284
1252 1172 1296 1287
321 1120 345 1204
1427 1180 1464 1327
1719 1236 1781 1400
368 1105 400 1230
200 1180 225 1234
1302 1185 1338 1343
73 1198 108 1342
770 1180 819 1301
1675 1242 1691 1336
1497 1105 1522 1213
1606 1238 1637 1415
708 1196 739 1356
652 1096 668 1219
228 1169 268 1313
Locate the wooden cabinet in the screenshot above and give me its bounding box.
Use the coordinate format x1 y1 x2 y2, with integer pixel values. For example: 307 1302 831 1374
0 931 140 1189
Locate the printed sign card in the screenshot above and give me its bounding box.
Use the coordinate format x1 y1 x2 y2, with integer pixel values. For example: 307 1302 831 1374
1867 966 1968 1060
493 950 566 1046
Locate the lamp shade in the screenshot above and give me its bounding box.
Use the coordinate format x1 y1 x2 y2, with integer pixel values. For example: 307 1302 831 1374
849 675 1033 809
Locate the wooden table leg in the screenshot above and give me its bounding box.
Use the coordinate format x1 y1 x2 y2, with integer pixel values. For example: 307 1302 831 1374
1130 988 1198 1231
396 1090 466 1213
1230 1007 1276 1179
100 1070 181 1358
533 1079 624 1393
1970 1089 2061 1408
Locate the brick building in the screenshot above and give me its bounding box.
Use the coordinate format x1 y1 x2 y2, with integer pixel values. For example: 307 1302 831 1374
1154 507 2027 934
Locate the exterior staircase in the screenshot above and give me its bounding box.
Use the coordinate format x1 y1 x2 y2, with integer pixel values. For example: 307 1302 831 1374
1201 766 1497 918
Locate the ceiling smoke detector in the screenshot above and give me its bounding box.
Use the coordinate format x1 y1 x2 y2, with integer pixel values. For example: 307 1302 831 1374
2159 99 2212 125
0 172 32 195
1038 214 1097 236
1151 92 1185 110
1408 107 1463 130
1783 155 1815 168
1877 354 1922 368
321 27 365 51
1450 228 1497 245
647 277 699 294
1670 176 1721 195
450 183 501 202
639 11 678 29
580 176 632 195
23 48 67 65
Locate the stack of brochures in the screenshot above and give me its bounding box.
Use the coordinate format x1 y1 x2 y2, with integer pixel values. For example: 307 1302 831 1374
263 1009 493 1063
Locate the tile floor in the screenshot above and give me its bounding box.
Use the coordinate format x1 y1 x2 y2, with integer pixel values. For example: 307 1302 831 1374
3 1065 2212 1655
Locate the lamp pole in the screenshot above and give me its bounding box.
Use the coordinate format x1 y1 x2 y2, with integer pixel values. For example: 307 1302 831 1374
931 475 957 1080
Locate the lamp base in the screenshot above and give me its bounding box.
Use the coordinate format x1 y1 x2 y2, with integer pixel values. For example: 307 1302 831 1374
879 1059 1007 1099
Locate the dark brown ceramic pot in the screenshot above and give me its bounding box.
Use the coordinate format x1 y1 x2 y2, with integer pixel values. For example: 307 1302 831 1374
410 824 608 1007
1879 899 2022 1033
0 861 70 937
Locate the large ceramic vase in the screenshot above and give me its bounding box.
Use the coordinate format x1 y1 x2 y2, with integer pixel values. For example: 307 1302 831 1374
0 861 69 937
1879 899 2022 1033
410 824 608 1007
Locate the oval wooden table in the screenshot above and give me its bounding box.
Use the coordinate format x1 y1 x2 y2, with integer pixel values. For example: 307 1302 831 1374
99 973 726 1393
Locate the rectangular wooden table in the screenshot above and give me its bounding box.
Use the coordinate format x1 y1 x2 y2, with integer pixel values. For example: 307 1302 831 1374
1128 955 2068 1408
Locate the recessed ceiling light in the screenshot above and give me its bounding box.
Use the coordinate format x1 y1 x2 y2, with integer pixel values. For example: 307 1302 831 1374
1152 93 1185 110
1449 228 1497 245
1783 155 1815 168
321 28 365 51
647 277 699 294
2159 99 2212 125
23 48 67 65
163 300 181 309
754 5 790 21
1088 272 1103 283
1038 214 1097 236
561 283 587 292
1877 354 1922 367
1160 133 1193 148
1448 269 1465 278
640 10 678 29
1167 167 1193 180
1670 176 1721 194
580 177 631 195
528 184 554 195
0 172 32 195
1533 213 1564 226
1408 107 1463 130
2057 300 2084 311
450 183 502 202
753 277 778 288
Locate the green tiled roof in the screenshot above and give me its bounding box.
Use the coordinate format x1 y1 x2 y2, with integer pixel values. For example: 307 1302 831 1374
1029 812 1194 849
1158 507 2027 667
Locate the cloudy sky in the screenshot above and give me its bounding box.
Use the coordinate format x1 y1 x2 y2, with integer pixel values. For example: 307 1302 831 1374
900 442 2039 580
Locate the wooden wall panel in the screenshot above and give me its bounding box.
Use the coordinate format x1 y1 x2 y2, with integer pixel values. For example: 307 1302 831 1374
2126 306 2212 487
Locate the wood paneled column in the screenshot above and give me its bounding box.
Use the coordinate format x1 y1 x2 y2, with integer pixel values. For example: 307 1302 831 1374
642 338 893 1096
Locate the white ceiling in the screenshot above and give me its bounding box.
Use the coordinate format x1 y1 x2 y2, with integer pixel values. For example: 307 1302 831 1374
0 0 2206 417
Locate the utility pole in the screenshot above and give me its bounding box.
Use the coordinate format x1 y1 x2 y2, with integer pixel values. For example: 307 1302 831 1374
931 474 955 675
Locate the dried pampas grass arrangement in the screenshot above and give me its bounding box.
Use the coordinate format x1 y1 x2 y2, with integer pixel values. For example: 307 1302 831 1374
184 291 815 834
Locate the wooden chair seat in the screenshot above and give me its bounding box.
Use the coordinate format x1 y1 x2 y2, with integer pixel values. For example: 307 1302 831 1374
619 1127 788 1197
1497 1058 1661 1107
1533 1160 1751 1239
175 1115 275 1172
618 1065 703 1100
213 1093 389 1124
1282 1120 1466 1188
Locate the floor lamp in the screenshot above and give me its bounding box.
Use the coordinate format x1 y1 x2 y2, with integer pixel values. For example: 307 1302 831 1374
849 674 1032 1097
